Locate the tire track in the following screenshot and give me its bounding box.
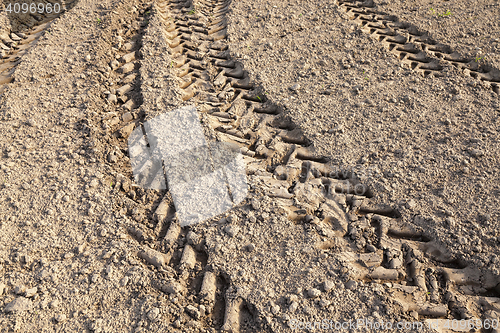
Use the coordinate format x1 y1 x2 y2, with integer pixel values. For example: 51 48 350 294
103 1 263 332
106 0 500 331
335 0 500 95
0 0 78 95
158 0 500 328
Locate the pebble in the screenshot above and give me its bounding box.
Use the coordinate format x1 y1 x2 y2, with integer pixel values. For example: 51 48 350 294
185 305 201 320
107 151 118 163
4 297 32 313
328 125 344 134
471 149 484 157
0 283 5 295
119 123 135 138
323 280 335 292
14 285 26 295
307 288 321 298
186 231 201 247
366 244 377 252
319 299 330 308
389 258 403 269
89 178 98 188
25 287 37 298
147 307 160 321
245 243 255 252
251 199 261 210
122 112 133 123
110 59 120 70
224 225 240 237
55 314 67 323
271 304 280 314
161 281 186 295
345 280 358 290
289 84 300 91
91 319 103 332
107 94 117 103
120 277 129 286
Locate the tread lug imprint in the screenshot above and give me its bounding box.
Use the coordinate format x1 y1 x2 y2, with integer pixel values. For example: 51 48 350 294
0 0 79 95
336 0 500 93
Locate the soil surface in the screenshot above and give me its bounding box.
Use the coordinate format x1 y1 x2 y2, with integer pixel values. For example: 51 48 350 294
0 0 499 332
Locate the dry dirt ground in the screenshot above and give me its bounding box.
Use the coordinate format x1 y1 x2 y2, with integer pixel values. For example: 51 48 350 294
0 0 499 332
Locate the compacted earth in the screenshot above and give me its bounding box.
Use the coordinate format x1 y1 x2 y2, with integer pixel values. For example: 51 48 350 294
0 0 498 332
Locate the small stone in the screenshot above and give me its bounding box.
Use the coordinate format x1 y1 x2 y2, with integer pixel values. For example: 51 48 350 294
147 307 160 321
119 123 135 138
4 297 32 313
75 244 86 254
14 285 26 295
161 281 186 295
287 294 298 303
122 112 133 123
91 319 103 331
245 243 255 252
185 305 201 320
345 280 358 290
226 214 238 223
251 199 261 210
410 310 418 319
0 283 5 295
389 258 403 269
406 199 416 209
328 125 344 134
471 149 484 157
110 59 120 70
366 244 377 252
173 320 181 328
55 314 67 323
186 231 201 247
107 94 117 103
120 277 129 286
224 225 240 237
323 280 335 292
89 178 98 188
25 287 37 298
271 305 280 314
289 84 300 91
85 54 91 61
107 151 118 163
319 299 330 308
307 288 321 298
10 33 22 41
289 301 298 312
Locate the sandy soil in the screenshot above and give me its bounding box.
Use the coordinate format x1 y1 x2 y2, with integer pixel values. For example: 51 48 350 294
0 0 499 332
